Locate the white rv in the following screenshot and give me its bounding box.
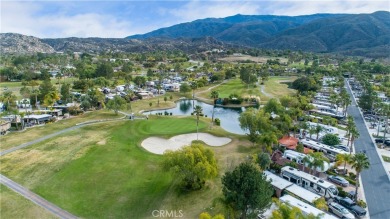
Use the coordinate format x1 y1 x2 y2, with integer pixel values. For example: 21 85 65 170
280 166 338 199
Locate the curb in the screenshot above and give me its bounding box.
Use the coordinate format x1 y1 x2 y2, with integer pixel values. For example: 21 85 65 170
346 79 390 182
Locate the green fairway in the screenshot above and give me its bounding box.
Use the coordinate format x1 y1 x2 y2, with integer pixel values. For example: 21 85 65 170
197 78 264 100
0 184 57 219
1 117 228 219
263 76 297 98
198 76 297 103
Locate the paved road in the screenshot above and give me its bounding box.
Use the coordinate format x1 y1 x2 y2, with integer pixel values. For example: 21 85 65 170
345 80 390 219
1 174 78 219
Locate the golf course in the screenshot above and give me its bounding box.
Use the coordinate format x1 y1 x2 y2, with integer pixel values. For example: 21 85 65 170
0 116 255 218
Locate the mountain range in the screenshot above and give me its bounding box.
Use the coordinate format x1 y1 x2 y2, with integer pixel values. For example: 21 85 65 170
1 11 389 57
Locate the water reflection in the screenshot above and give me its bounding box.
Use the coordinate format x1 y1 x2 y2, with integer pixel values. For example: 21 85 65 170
147 99 248 135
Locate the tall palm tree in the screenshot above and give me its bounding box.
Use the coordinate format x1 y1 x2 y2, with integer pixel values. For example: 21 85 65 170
343 96 351 116
309 127 316 140
351 153 370 202
315 124 324 140
31 89 40 109
210 90 219 126
194 105 203 140
0 91 16 111
349 126 360 154
346 116 355 147
190 81 198 109
156 84 162 106
335 153 352 175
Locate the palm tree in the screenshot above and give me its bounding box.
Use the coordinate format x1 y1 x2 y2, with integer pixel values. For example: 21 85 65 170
190 81 197 109
309 127 316 140
44 91 60 109
156 84 162 106
335 153 352 175
0 91 16 111
343 96 351 116
299 121 309 138
303 152 329 175
351 153 370 202
210 90 219 126
349 126 360 154
315 124 323 140
31 89 40 109
194 105 203 140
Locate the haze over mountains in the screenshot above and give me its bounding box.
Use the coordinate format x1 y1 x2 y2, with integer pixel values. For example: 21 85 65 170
1 11 389 57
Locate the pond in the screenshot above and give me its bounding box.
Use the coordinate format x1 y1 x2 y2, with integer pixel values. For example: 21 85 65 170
146 99 248 135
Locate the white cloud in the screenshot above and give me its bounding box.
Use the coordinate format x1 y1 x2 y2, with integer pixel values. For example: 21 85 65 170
0 1 138 38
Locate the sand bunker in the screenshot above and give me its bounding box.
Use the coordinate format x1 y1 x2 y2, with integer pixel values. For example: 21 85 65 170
141 133 232 154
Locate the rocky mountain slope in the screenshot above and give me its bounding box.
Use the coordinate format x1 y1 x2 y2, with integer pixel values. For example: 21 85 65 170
0 33 55 54
1 12 389 58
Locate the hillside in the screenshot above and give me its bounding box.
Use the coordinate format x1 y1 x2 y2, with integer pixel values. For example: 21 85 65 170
1 12 389 58
259 11 390 57
0 33 55 54
128 11 390 57
0 33 232 55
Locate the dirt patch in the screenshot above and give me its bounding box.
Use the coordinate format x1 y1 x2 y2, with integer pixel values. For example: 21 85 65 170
97 139 107 145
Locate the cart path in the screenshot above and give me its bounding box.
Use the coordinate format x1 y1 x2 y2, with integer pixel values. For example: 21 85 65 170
260 84 273 98
1 174 78 219
0 114 128 218
193 80 227 102
0 115 126 157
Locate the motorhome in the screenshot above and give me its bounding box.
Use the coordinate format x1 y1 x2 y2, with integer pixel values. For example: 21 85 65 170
283 150 330 172
280 195 338 219
280 166 338 199
264 171 321 204
312 100 337 109
283 150 306 165
299 138 348 161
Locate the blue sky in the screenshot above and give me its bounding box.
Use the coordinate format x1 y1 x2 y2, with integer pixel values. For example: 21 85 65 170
1 1 388 38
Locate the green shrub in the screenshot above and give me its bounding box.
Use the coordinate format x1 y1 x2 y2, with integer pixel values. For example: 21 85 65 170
214 118 221 126
270 163 282 174
337 187 348 198
357 200 367 208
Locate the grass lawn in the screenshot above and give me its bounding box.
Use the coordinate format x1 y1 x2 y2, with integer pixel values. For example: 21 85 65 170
198 76 297 103
262 76 297 98
0 184 57 219
197 78 263 100
0 117 255 218
0 110 122 151
382 155 390 163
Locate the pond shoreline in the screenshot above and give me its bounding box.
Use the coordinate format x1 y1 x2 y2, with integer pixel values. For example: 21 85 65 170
143 99 247 135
